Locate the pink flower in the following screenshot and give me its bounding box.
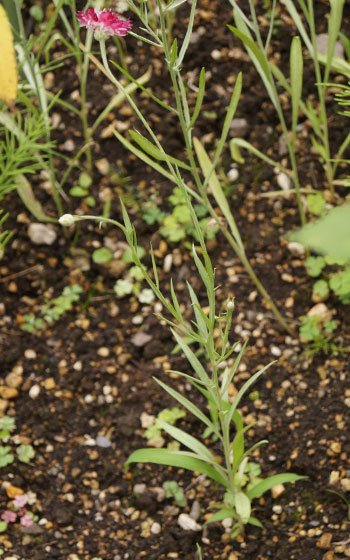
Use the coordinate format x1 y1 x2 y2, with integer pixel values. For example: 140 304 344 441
20 514 33 528
77 8 132 38
13 495 28 509
1 510 17 523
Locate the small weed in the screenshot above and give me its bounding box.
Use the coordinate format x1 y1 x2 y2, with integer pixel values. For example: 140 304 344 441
305 255 350 304
299 315 337 356
21 284 83 333
0 416 35 468
144 407 186 449
163 480 187 507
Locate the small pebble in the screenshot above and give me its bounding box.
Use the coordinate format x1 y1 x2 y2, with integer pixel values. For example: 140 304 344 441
29 384 40 399
24 349 37 360
96 435 112 448
97 347 110 358
270 345 281 357
28 223 57 245
134 484 147 495
227 168 239 182
272 505 282 514
271 484 285 498
177 513 201 531
151 522 161 535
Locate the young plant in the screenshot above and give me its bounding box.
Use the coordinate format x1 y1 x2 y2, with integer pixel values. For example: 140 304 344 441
0 416 35 468
20 284 83 332
59 194 304 537
144 407 186 449
163 480 187 507
71 0 293 336
113 246 147 299
299 314 337 356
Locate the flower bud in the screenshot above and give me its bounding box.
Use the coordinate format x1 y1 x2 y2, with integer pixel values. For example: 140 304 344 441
59 214 76 227
227 299 235 310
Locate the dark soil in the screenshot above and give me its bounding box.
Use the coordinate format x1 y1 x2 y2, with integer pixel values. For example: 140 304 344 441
1 1 350 559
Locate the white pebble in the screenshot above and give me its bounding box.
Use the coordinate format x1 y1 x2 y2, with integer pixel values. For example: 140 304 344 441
163 254 173 273
177 513 201 531
29 384 40 399
270 345 281 357
84 394 94 403
227 168 239 182
151 522 161 535
24 349 37 360
272 505 282 514
211 49 221 60
97 347 109 357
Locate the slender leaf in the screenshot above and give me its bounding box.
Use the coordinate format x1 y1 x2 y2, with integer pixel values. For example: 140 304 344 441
189 67 206 129
129 130 191 170
230 138 291 176
171 329 211 385
226 362 275 429
283 0 313 54
125 448 228 487
157 420 218 464
228 21 276 109
205 507 235 525
193 137 243 250
187 283 208 340
325 0 345 84
154 377 217 435
247 473 306 500
113 129 176 184
290 36 303 144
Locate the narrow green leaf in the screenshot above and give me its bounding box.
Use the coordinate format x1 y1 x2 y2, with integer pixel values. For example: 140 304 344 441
16 175 57 223
193 137 243 250
149 244 160 289
228 22 276 109
246 473 306 500
175 0 197 69
128 130 191 170
153 377 217 435
171 329 210 385
248 516 263 528
290 36 303 143
204 508 234 525
157 420 217 464
125 448 228 487
189 67 206 129
283 0 313 54
326 0 345 83
164 0 188 11
113 130 176 184
187 283 208 340
230 138 291 176
226 363 274 429
317 52 350 77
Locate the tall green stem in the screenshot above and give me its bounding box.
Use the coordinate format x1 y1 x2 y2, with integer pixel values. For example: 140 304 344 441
307 0 334 198
80 30 93 174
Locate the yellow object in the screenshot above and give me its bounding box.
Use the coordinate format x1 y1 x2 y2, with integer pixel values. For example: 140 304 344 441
6 485 24 499
0 4 18 104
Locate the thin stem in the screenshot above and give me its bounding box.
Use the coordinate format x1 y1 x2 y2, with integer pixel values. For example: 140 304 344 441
307 0 334 197
80 30 93 174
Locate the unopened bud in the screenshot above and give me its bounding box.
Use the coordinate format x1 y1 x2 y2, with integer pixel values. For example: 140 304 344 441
59 214 76 227
227 299 235 310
